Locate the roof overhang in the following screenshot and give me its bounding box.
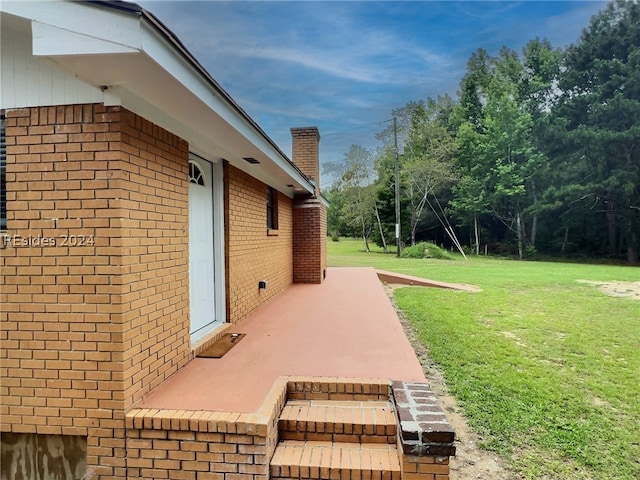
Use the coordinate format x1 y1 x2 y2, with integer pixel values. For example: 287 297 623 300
0 0 315 197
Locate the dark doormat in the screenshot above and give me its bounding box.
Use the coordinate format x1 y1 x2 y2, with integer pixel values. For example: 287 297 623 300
197 333 246 358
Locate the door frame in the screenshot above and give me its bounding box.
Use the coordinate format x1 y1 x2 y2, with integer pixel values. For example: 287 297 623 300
188 153 226 343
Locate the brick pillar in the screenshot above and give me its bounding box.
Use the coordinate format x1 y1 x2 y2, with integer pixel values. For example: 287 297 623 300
291 127 326 284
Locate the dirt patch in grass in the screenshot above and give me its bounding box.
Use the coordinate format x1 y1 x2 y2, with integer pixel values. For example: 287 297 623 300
576 280 640 300
384 284 521 480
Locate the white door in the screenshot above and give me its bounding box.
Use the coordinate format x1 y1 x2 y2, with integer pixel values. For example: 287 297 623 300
189 159 217 336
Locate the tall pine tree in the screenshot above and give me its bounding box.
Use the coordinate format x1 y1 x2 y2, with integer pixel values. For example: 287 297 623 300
549 0 640 261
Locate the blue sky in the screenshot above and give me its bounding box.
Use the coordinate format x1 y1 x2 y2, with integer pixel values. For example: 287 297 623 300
138 1 606 186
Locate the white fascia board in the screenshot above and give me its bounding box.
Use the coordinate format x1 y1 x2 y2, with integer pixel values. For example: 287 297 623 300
4 1 142 76
2 0 142 50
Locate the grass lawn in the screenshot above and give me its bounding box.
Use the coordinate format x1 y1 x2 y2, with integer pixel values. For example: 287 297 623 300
328 238 640 480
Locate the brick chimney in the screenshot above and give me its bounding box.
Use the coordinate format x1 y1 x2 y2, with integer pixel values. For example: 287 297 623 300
291 127 320 196
291 127 326 284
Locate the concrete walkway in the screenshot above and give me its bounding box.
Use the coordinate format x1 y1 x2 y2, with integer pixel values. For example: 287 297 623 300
138 267 426 413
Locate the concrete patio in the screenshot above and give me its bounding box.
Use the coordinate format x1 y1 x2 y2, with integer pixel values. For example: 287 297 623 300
124 267 455 480
138 267 426 413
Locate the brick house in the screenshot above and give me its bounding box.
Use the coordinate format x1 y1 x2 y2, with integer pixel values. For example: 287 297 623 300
1 1 455 479
1 0 326 471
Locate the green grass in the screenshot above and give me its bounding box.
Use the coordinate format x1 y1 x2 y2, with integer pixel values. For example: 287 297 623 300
328 238 640 480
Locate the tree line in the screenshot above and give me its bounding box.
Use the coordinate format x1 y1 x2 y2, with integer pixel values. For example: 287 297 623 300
325 0 639 263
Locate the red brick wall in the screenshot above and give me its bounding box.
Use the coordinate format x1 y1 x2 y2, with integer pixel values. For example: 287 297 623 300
292 199 326 284
126 424 270 480
124 377 288 480
116 108 191 405
0 103 191 477
224 163 293 323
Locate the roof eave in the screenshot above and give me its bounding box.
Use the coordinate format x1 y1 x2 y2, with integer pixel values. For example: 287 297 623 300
2 0 316 196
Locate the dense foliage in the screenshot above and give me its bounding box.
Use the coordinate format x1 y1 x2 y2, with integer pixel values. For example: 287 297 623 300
325 0 640 262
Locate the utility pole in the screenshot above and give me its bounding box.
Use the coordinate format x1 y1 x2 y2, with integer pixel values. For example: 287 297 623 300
394 117 401 257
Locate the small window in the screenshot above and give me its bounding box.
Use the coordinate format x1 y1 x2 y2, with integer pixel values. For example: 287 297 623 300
1 114 6 231
189 162 205 185
266 186 278 230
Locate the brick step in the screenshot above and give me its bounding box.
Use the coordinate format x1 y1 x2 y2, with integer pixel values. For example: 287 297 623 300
279 400 396 444
270 440 401 480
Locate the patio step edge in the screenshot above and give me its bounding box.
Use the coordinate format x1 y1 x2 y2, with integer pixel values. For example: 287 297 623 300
270 440 401 480
286 377 392 402
279 399 397 444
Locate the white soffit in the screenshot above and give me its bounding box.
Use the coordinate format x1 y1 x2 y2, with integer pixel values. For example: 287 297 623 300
1 0 313 197
32 21 140 56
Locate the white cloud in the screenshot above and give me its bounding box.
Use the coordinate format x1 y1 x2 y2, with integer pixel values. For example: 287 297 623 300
137 0 607 162
142 1 452 86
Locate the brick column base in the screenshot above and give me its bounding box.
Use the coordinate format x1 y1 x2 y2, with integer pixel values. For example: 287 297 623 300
392 381 456 480
292 198 326 284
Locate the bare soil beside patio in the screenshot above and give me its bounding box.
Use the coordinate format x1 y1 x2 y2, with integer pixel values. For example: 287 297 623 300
385 284 521 480
576 280 640 300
